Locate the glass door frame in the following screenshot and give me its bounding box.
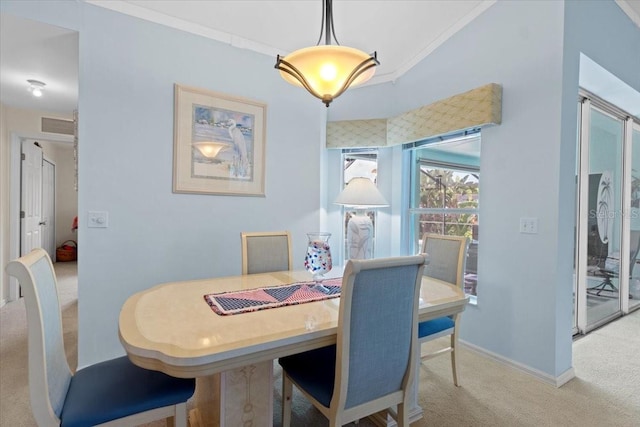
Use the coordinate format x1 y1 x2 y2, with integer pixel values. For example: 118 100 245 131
575 92 638 334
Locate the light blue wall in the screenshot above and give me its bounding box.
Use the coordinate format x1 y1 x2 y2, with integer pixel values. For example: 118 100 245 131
3 0 637 379
331 0 568 378
559 0 640 375
329 0 639 379
2 1 327 367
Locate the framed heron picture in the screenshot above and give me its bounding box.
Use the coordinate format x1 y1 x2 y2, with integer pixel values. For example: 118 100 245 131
173 84 266 196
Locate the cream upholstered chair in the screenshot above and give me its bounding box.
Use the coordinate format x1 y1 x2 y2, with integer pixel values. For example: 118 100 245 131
5 248 195 427
241 231 293 274
278 255 427 427
419 233 469 386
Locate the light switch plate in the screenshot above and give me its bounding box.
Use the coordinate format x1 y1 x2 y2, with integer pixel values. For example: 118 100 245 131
520 217 538 234
88 211 108 228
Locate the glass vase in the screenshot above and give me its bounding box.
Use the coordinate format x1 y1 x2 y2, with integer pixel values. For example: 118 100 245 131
304 232 332 287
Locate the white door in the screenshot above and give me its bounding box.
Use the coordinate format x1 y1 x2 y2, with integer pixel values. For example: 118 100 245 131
20 140 43 256
42 158 56 260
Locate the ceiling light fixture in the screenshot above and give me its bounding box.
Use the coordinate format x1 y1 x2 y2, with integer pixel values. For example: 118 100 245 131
275 0 379 107
27 79 46 97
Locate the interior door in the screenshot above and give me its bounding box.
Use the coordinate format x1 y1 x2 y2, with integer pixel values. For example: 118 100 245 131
42 158 56 260
20 140 43 256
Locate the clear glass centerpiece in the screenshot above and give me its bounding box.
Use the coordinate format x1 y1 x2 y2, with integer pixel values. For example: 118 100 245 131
304 232 332 287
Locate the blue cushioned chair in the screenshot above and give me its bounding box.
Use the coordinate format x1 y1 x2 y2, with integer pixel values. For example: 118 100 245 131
419 233 469 387
278 255 427 427
5 248 195 427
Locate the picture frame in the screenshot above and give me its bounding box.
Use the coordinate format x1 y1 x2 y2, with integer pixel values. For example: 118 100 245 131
173 84 266 196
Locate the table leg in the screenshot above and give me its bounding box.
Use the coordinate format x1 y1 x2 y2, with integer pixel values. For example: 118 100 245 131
191 375 220 427
190 361 274 427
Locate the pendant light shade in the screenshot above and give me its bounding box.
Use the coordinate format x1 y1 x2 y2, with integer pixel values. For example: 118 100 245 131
275 0 379 107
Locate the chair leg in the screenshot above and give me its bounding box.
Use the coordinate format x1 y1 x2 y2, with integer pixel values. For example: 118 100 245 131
588 276 617 296
174 402 188 427
451 323 460 387
397 401 409 427
282 374 293 427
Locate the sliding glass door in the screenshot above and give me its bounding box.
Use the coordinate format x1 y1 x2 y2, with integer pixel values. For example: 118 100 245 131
629 124 640 310
576 95 639 333
584 106 623 328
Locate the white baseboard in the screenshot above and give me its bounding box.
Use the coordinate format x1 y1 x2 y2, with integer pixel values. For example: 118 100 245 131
460 340 575 388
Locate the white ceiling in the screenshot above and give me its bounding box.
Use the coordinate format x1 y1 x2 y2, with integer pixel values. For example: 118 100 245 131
86 0 494 83
1 0 639 115
0 13 78 114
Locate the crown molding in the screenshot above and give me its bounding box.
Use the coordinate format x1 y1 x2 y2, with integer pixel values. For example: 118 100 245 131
616 0 640 28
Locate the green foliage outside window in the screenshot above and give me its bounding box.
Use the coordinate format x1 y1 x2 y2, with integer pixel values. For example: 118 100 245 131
418 168 479 239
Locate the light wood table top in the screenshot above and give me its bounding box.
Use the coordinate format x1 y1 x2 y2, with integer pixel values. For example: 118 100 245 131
119 270 468 378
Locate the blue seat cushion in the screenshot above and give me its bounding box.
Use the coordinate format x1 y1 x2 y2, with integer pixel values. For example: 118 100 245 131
418 316 455 338
60 356 195 427
278 345 336 408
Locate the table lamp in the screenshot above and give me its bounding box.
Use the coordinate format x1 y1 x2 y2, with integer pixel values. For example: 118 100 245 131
334 177 389 259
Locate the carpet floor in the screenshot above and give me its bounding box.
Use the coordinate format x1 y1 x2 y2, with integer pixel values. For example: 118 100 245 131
1 262 638 426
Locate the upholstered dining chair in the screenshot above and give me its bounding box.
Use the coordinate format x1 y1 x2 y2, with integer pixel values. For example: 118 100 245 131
241 230 293 274
278 255 427 427
419 233 469 386
5 248 195 427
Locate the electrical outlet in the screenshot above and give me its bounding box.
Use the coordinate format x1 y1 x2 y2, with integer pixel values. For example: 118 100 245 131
88 211 108 228
520 217 538 234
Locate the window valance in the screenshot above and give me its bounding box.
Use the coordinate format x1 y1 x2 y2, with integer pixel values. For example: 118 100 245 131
326 83 502 149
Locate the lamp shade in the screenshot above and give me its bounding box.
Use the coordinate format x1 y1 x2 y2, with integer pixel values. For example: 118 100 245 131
334 177 388 208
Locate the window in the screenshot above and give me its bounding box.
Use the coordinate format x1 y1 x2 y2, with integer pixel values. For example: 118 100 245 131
407 132 480 297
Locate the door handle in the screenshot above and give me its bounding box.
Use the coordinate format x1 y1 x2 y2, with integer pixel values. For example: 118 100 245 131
39 221 46 226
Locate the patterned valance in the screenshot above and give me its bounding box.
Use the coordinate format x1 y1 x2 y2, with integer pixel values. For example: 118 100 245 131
327 83 502 148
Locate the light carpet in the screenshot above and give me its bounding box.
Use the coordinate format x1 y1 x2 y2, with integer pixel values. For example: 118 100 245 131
1 262 638 426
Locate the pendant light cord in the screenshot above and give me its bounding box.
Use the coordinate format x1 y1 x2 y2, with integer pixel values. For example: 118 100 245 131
316 0 341 46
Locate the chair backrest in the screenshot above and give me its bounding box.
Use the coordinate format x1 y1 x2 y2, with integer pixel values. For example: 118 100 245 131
333 255 427 413
5 248 72 426
420 233 469 288
241 231 293 274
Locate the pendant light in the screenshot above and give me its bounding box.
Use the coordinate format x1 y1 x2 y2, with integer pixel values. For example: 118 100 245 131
275 0 379 107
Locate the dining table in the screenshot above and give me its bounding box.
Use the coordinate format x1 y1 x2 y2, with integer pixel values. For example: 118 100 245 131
119 268 469 427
